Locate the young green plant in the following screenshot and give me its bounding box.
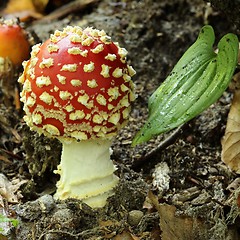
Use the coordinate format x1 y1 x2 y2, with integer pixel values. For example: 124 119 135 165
0 214 19 234
132 25 239 146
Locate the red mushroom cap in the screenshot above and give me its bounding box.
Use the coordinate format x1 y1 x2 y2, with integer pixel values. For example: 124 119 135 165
0 19 30 65
19 26 136 141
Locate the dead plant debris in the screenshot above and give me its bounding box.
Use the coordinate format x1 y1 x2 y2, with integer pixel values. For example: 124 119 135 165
0 0 240 239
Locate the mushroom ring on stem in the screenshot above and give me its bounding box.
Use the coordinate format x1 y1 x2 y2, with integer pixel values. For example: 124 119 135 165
19 26 136 208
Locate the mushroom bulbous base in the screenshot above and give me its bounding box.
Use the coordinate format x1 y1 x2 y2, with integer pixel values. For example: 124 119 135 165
54 139 119 208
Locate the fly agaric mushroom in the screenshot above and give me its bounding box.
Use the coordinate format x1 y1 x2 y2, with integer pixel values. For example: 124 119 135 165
0 19 30 65
19 26 136 208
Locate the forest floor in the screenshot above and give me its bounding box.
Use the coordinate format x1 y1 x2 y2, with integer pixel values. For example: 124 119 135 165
0 0 240 239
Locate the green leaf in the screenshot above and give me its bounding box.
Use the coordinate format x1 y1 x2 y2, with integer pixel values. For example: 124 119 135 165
0 214 19 232
132 25 239 146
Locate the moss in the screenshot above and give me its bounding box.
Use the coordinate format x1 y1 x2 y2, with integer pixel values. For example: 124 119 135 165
20 124 61 191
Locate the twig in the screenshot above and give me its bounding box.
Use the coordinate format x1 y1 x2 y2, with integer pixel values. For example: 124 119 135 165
131 124 185 171
38 226 104 240
0 148 23 160
33 0 99 24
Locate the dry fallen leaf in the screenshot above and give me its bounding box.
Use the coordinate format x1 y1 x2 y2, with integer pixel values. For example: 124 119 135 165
3 0 35 13
157 204 207 240
0 173 27 204
147 191 207 240
0 234 8 240
221 89 240 173
2 0 97 22
2 0 43 21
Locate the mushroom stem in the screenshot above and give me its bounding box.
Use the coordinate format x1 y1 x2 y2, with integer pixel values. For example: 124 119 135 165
54 139 119 208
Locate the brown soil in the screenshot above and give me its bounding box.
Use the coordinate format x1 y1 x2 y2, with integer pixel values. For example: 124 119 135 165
0 0 240 239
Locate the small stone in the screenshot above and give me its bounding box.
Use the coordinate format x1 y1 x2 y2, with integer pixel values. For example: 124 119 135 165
15 194 55 221
38 194 55 213
127 210 144 226
51 208 78 230
44 233 57 240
